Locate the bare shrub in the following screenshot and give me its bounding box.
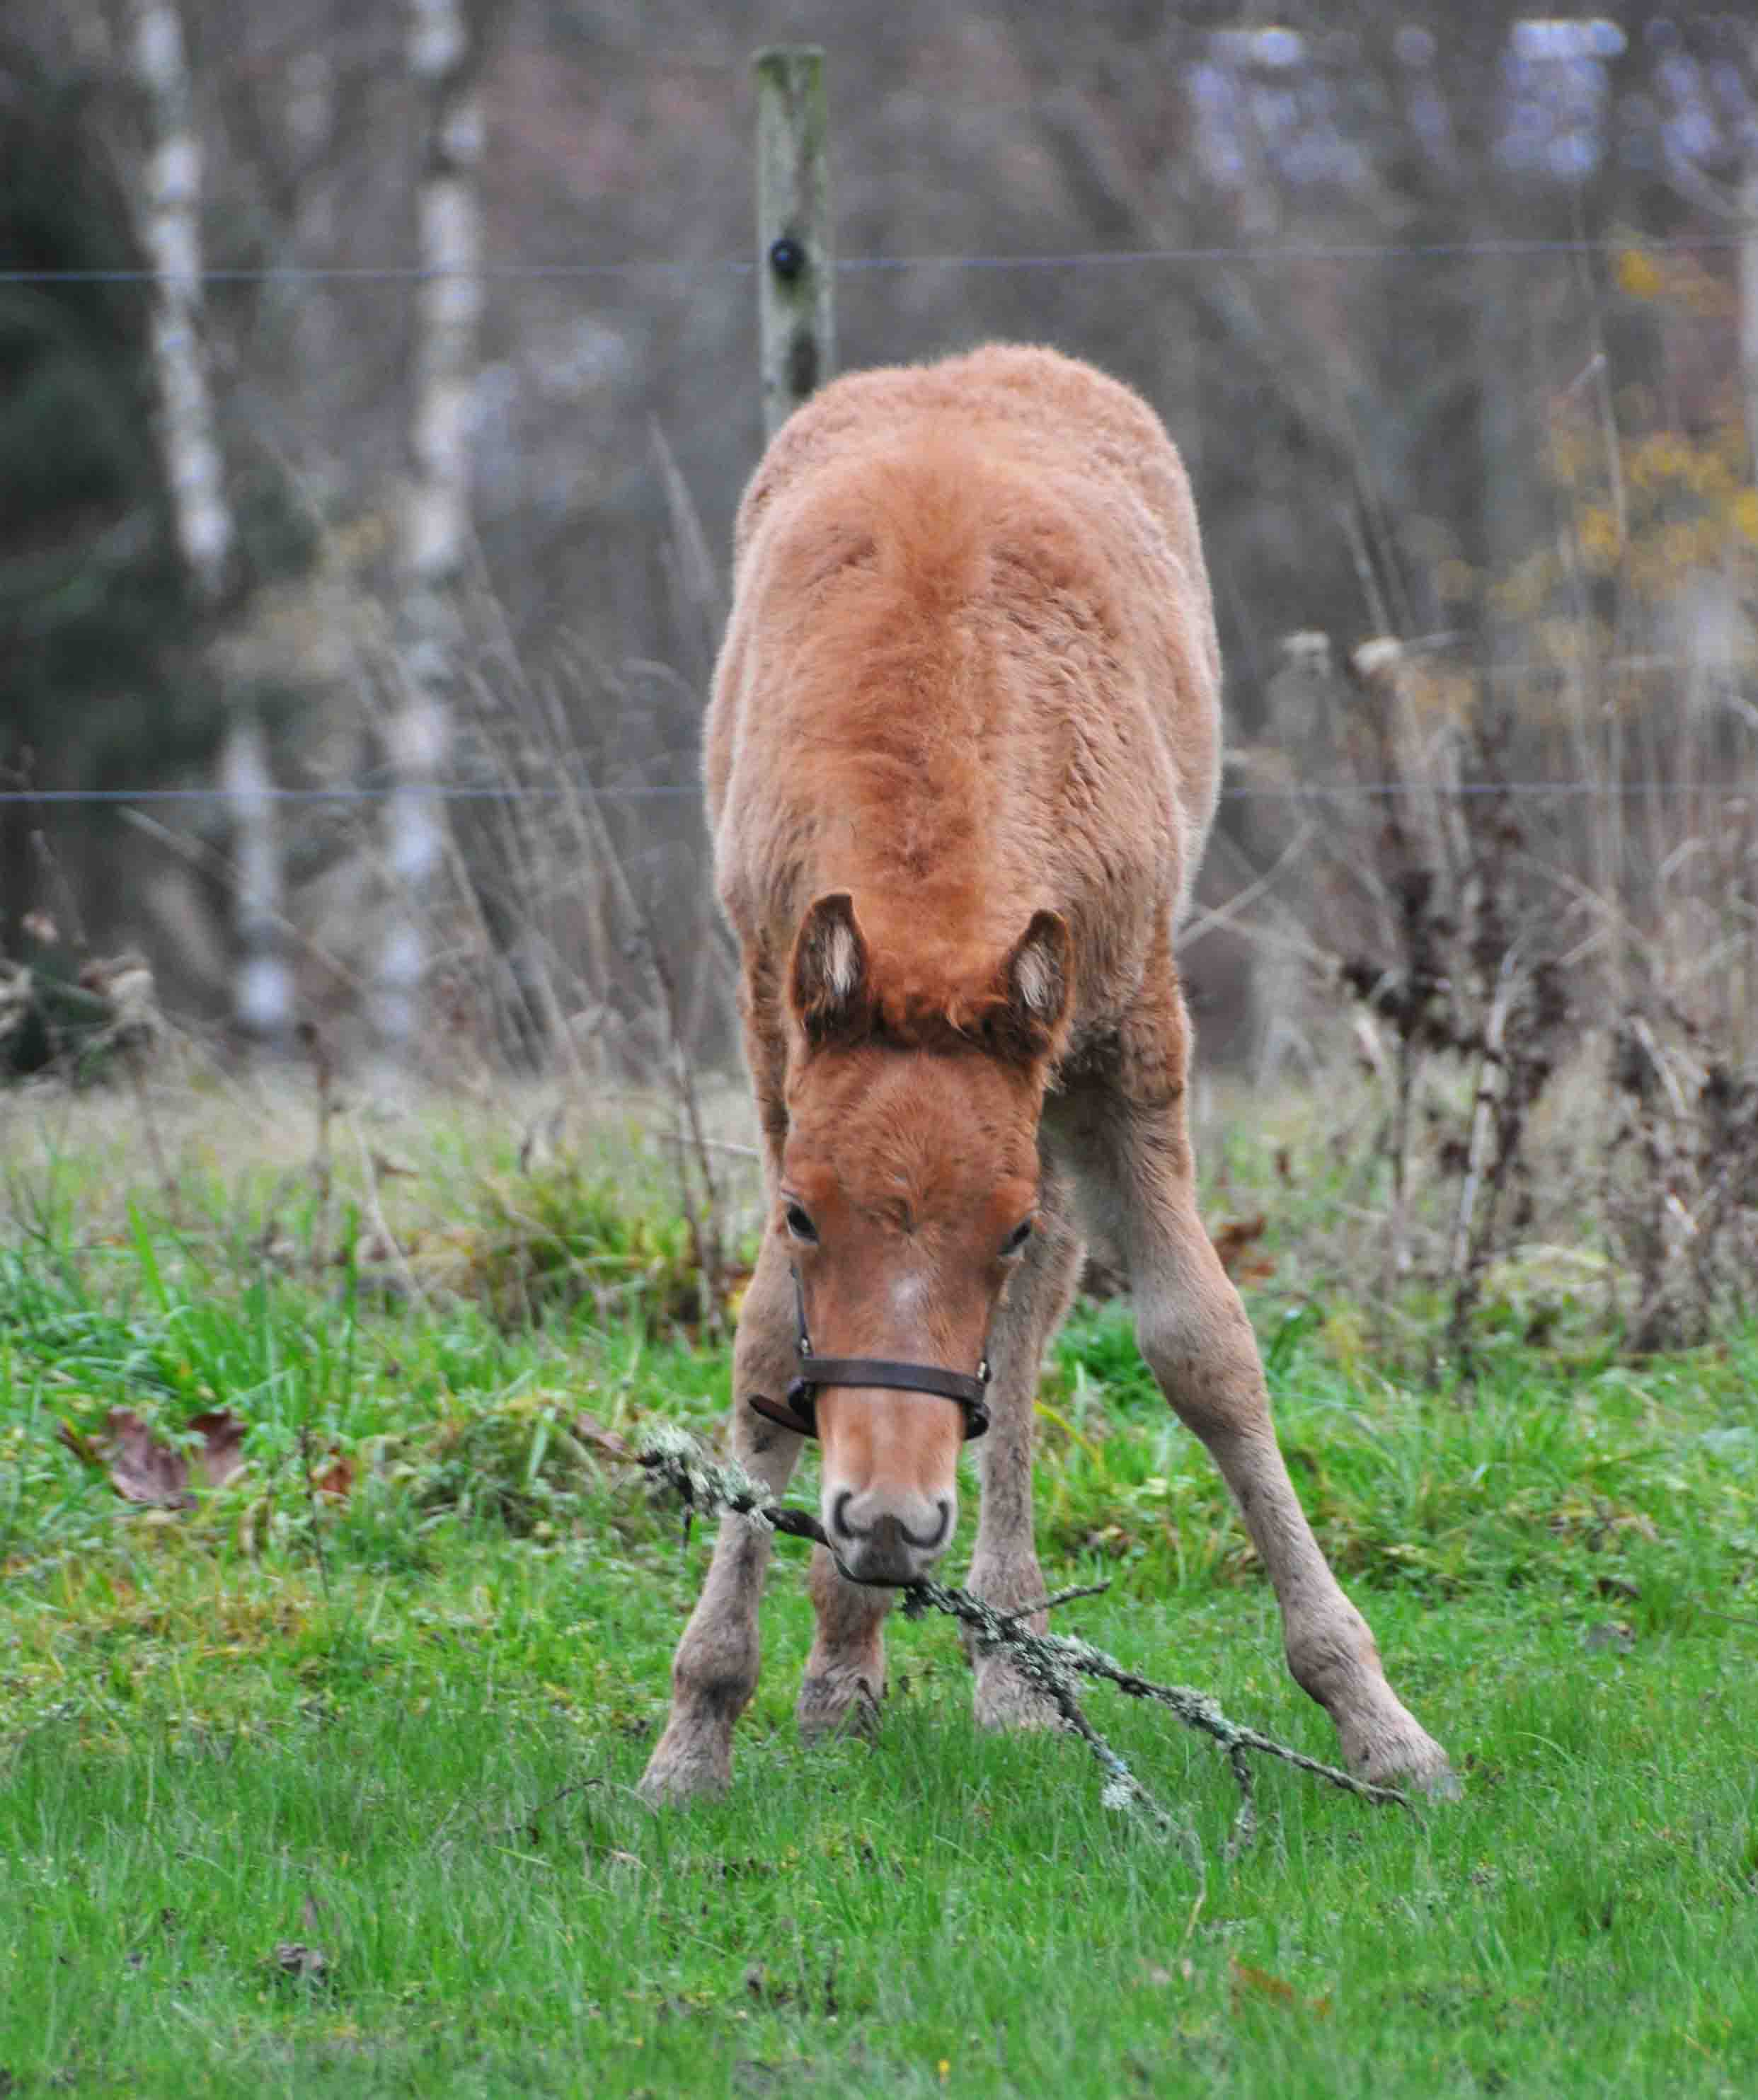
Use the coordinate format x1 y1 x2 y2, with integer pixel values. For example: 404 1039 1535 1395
1233 636 1576 1361
1604 1010 1758 1351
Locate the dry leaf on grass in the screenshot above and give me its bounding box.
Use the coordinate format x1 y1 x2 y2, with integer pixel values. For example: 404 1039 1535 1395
185 1409 246 1486
1229 1957 1331 2017
310 1452 356 1501
57 1408 247 1509
1211 1215 1275 1285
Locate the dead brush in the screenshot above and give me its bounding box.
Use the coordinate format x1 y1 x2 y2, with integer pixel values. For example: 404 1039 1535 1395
1604 1007 1758 1351
452 1155 724 1336
1257 638 1575 1371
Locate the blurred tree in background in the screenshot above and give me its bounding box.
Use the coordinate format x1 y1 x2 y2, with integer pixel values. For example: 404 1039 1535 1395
0 28 189 940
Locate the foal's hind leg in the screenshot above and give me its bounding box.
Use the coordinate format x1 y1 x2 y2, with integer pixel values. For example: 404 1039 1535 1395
1064 1075 1457 1796
967 1162 1085 1728
639 1226 803 1803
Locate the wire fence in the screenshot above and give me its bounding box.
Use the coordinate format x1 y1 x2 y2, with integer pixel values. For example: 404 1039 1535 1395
0 229 1747 289
8 224 1754 816
6 778 1758 809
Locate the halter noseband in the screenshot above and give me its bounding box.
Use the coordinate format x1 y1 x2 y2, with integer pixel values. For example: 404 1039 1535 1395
748 1269 992 1443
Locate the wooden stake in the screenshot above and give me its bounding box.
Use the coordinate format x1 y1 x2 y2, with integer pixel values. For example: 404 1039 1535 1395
753 47 834 439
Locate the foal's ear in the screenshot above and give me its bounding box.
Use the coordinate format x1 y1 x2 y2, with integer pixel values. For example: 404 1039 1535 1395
996 909 1072 1058
790 892 873 1047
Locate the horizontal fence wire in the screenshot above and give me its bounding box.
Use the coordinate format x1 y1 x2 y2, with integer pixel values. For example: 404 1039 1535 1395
6 233 1750 816
0 784 701 805
5 780 1758 809
0 230 1747 289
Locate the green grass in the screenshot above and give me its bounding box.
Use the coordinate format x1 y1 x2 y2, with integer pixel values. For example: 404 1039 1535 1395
4 1102 1758 2097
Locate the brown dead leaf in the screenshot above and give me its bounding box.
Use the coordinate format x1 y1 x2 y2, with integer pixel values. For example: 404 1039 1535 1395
187 1410 246 1488
1229 1958 1297 2009
311 1453 356 1501
105 1411 196 1508
1211 1216 1275 1284
1229 1957 1330 2017
68 1409 248 1509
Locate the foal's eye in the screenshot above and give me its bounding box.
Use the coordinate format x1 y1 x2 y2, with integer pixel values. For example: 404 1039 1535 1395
783 1202 818 1244
1000 1218 1035 1258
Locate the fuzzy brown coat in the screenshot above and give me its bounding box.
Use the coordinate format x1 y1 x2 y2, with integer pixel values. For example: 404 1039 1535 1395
706 342 1221 1114
641 345 1452 1804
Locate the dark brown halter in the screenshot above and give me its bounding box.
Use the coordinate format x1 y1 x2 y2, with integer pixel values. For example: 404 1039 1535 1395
747 1268 992 1443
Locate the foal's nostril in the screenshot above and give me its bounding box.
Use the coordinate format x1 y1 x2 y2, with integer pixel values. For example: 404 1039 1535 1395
830 1491 950 1555
902 1498 952 1552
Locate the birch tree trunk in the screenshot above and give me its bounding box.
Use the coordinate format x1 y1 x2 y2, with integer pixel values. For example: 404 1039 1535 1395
125 0 293 1042
375 0 486 1059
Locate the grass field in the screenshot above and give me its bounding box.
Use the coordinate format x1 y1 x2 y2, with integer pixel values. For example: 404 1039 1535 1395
4 1085 1758 2097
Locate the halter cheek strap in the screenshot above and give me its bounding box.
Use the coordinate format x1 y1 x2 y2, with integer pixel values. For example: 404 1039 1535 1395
747 1271 993 1443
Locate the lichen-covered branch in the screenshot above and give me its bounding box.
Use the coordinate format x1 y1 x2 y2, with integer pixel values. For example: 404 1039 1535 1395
637 1427 1415 1842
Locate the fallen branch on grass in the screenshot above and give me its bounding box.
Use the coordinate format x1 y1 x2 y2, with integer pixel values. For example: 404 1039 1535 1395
637 1426 1414 1850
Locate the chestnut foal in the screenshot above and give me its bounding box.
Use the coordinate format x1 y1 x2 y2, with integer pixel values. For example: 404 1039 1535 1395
639 345 1453 1804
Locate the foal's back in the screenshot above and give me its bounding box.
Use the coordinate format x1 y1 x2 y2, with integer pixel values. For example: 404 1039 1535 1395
706 345 1224 1021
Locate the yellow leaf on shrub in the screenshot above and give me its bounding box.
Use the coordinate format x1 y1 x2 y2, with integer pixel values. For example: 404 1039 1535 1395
1615 248 1663 299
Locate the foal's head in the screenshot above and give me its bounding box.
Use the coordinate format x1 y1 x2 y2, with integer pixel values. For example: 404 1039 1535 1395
777 892 1071 1584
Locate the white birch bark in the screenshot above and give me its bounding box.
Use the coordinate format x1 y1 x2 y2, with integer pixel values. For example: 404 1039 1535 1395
375 0 485 1056
125 0 293 1041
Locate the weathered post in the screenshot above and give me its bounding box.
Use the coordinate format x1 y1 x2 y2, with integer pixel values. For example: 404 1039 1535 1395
753 46 834 439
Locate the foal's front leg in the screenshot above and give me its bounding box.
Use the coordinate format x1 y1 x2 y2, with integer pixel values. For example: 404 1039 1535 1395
638 1229 802 1803
796 1548 895 1739
965 1176 1086 1727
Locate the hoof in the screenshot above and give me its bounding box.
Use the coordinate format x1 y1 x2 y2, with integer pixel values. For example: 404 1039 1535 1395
796 1670 883 1743
1350 1715 1461 1801
637 1727 732 1806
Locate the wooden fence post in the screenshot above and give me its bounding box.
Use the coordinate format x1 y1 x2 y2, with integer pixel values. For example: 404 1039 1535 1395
753 46 834 439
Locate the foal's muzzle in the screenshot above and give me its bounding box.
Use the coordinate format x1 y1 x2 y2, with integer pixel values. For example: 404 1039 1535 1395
827 1483 955 1586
